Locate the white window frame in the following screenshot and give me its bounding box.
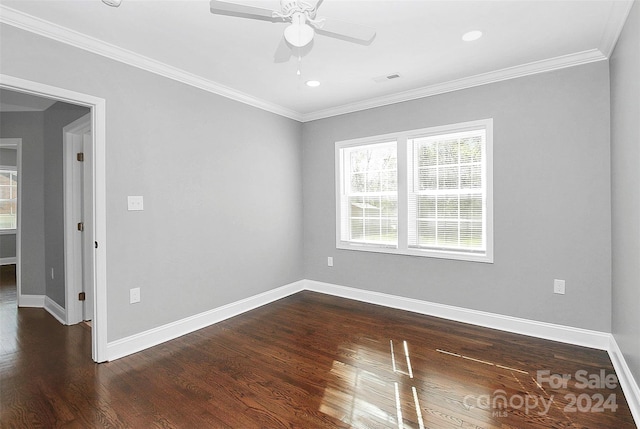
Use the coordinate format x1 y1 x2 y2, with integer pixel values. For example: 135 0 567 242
335 119 493 263
0 166 18 234
337 140 398 249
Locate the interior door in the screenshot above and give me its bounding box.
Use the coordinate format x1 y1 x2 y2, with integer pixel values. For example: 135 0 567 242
66 114 93 324
81 130 94 322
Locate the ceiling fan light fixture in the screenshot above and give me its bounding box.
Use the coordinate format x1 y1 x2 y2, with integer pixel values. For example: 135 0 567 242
306 80 320 87
284 13 315 48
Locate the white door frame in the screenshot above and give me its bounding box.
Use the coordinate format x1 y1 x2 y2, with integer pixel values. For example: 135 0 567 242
0 139 21 275
63 114 92 326
0 74 108 363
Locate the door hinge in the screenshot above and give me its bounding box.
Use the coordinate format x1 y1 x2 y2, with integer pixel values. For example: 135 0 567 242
77 152 84 162
78 292 86 301
77 222 84 232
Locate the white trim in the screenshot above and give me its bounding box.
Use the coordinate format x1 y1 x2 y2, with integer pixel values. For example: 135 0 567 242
335 119 494 264
18 294 45 308
0 139 23 305
106 280 305 361
105 277 612 360
600 0 636 58
92 83 108 363
0 5 621 123
99 277 639 423
609 336 640 426
308 280 637 423
302 50 607 122
0 257 17 265
0 74 108 363
304 280 612 350
0 5 301 122
44 296 67 325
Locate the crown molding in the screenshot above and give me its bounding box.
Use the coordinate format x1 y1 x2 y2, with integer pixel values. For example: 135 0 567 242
599 0 635 58
1 2 630 124
0 5 303 122
301 49 607 122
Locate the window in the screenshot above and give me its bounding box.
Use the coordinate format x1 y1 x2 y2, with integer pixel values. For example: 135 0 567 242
0 169 18 230
338 141 398 246
336 119 493 263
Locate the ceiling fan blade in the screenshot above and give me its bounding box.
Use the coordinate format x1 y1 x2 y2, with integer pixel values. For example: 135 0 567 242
316 17 376 45
274 37 292 63
306 0 323 19
210 0 277 22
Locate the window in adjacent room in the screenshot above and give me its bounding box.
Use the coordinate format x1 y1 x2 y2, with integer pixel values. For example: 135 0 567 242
0 169 18 230
336 119 493 263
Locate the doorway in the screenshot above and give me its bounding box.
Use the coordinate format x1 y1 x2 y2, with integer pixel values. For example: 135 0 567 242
0 139 20 293
0 74 108 362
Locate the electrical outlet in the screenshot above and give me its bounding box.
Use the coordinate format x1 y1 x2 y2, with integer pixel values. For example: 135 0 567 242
127 196 144 211
554 279 565 295
130 287 141 304
328 256 333 267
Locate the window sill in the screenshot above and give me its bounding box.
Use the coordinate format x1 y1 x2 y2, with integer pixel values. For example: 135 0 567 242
336 241 493 263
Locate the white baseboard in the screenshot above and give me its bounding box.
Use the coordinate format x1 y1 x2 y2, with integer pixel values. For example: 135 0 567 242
609 335 640 426
18 294 44 307
101 277 638 425
16 294 67 325
304 280 611 350
105 278 611 360
106 280 305 361
0 257 16 265
305 280 639 426
44 296 67 325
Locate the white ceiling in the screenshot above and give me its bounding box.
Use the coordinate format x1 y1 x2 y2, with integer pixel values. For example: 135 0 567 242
0 89 57 112
0 0 633 121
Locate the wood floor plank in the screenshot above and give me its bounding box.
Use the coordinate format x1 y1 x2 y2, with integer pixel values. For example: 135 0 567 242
0 270 636 428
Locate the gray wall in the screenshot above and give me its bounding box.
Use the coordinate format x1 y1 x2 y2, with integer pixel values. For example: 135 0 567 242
43 102 90 308
0 112 46 295
0 24 304 342
0 234 16 259
0 15 622 349
0 147 18 260
303 62 612 332
611 1 640 385
0 147 18 166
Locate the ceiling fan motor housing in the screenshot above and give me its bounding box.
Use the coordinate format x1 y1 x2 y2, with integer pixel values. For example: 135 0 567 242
280 0 316 16
208 0 376 52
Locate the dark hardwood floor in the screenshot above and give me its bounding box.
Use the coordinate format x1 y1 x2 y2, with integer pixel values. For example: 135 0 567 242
1 267 636 428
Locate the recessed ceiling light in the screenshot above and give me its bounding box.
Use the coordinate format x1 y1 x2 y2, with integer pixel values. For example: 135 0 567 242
306 80 321 87
462 30 483 42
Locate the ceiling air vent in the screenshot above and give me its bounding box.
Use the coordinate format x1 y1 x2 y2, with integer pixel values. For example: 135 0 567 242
373 73 401 83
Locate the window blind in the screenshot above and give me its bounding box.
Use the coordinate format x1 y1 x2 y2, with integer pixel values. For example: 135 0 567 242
408 130 486 253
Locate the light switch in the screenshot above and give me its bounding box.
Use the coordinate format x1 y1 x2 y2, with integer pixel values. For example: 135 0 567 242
130 287 141 304
127 196 144 211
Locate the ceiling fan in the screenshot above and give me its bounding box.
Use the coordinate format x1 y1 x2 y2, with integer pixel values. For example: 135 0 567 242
209 0 376 61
